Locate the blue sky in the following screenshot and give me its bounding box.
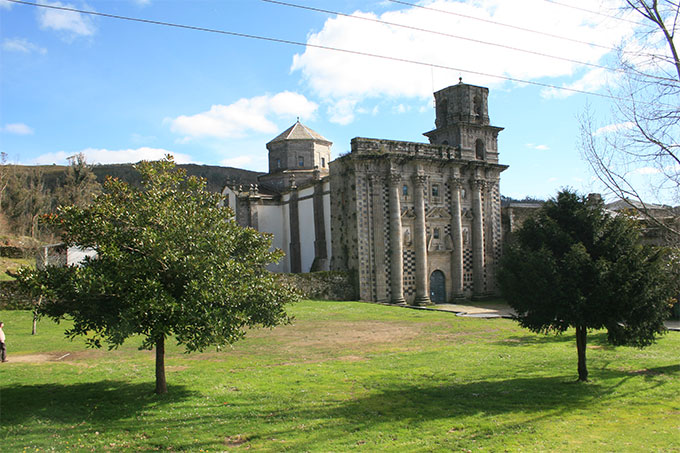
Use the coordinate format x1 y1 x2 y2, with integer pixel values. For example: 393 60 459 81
0 0 660 199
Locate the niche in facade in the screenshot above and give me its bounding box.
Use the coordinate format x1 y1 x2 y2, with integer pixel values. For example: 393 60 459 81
475 139 486 160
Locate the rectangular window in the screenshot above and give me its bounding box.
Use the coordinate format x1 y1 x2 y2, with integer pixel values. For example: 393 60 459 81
276 159 281 168
433 228 440 239
432 184 439 197
402 185 408 196
298 156 304 167
321 157 325 168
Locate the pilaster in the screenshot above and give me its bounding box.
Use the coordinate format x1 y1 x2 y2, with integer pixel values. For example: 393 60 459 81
471 178 486 298
369 174 388 302
449 172 464 299
388 171 405 304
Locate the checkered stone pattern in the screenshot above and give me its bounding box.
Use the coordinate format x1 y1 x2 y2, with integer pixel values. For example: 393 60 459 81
356 175 373 297
423 184 430 211
403 248 416 297
444 182 452 211
481 188 488 292
381 184 392 300
463 247 473 292
491 183 502 264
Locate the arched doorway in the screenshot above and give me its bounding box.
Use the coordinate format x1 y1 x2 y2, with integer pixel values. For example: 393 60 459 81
430 270 446 303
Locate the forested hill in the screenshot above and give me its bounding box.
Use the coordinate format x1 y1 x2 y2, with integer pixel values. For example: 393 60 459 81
20 163 263 193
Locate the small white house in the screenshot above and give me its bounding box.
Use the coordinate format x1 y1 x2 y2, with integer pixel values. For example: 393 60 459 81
36 243 97 269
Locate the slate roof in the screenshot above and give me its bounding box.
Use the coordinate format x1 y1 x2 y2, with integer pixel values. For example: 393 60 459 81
268 120 331 145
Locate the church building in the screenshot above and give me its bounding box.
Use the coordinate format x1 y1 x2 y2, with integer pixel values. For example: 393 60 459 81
223 81 507 304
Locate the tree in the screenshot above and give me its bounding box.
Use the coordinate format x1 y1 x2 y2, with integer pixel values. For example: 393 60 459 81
56 153 101 208
580 0 680 240
498 190 674 381
15 157 298 394
2 167 52 238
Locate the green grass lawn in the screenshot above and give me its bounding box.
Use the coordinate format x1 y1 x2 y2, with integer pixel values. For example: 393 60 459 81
1 301 679 452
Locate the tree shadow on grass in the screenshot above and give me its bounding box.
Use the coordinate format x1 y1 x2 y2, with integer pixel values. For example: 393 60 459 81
1 380 197 425
244 369 674 451
496 331 611 347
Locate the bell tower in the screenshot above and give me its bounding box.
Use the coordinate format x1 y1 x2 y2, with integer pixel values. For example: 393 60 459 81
423 80 503 163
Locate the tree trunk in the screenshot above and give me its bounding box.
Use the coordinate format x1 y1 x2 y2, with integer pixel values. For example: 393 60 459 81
32 296 42 335
575 325 588 382
155 336 167 394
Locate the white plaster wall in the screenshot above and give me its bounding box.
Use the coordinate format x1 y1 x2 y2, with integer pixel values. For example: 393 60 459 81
298 197 316 272
221 186 238 212
256 204 286 273
298 185 315 199
67 247 97 266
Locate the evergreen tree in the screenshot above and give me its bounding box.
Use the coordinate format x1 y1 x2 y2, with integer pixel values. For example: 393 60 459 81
499 190 674 381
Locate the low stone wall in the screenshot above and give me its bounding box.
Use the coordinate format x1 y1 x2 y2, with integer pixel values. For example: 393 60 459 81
277 271 357 301
0 281 36 310
0 246 39 259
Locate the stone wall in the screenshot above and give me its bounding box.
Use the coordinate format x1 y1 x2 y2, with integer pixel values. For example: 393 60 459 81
277 271 357 301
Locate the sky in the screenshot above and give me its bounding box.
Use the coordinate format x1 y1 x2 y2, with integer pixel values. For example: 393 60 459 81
0 0 667 200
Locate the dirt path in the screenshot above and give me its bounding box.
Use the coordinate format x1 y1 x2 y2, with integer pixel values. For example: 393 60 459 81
3 352 72 363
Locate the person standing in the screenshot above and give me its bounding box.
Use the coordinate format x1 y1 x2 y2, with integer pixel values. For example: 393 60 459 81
0 321 6 362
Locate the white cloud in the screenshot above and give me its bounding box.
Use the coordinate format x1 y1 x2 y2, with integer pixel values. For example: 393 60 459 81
594 121 635 136
169 91 318 140
32 147 193 165
393 104 410 114
2 38 47 55
0 1 12 9
2 123 34 135
633 166 661 175
541 68 613 99
327 98 357 125
132 0 151 6
291 0 635 121
526 143 550 151
37 1 96 37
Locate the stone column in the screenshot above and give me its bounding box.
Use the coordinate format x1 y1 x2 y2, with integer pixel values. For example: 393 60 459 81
449 173 464 299
471 178 486 298
388 172 405 304
413 173 431 305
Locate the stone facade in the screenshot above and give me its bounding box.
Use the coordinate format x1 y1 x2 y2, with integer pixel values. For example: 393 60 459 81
330 83 507 303
224 81 507 303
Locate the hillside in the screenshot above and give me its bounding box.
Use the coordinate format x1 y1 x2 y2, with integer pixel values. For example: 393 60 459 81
15 162 263 194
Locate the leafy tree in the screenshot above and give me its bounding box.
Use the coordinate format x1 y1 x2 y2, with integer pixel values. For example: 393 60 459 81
16 157 298 394
56 153 101 208
2 167 51 238
580 0 679 240
499 190 674 381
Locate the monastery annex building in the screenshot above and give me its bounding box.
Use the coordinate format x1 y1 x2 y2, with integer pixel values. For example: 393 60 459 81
223 81 507 305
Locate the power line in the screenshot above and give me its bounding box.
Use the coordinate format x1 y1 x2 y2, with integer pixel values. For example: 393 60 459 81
387 0 619 52
263 0 622 74
0 0 653 104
